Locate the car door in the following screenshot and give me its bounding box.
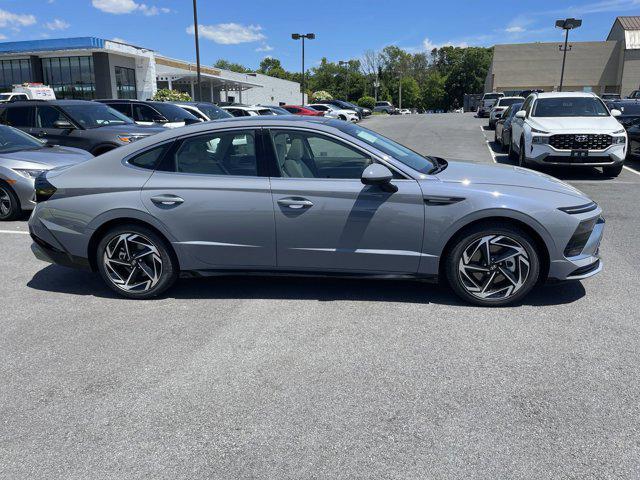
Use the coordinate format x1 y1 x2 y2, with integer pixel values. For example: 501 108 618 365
267 128 425 273
141 128 276 268
33 105 86 149
1 105 35 134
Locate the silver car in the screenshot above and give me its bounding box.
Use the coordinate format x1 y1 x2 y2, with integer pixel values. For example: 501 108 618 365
0 125 93 220
28 117 604 306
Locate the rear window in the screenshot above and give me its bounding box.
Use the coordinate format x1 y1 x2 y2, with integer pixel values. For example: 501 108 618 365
128 145 169 170
497 98 524 107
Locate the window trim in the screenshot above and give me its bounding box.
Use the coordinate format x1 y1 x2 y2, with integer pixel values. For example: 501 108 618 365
263 127 412 181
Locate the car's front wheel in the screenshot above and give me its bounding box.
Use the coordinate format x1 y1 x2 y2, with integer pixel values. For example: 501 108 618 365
0 182 21 221
518 139 529 167
445 223 541 307
96 224 178 299
603 164 623 177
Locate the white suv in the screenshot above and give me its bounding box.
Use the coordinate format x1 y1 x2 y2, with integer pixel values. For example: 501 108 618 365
510 92 627 177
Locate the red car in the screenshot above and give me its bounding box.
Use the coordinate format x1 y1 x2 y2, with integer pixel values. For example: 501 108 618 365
282 105 324 116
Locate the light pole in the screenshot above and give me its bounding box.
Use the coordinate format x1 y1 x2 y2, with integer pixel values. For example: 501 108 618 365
192 0 202 101
339 60 349 100
555 18 582 92
291 33 315 104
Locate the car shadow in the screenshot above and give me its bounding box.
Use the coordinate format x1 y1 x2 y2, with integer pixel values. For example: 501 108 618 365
27 264 586 307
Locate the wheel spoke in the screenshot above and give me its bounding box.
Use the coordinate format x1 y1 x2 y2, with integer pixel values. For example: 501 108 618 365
103 232 163 293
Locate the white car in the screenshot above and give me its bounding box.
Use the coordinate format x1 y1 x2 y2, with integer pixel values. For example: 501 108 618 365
221 105 276 117
399 108 412 115
488 96 524 129
306 103 359 122
510 91 626 177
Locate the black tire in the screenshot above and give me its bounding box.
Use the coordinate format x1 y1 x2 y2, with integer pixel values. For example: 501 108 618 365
0 181 21 221
96 224 178 299
445 222 541 307
494 129 499 145
508 137 517 160
500 132 508 152
602 164 623 177
518 139 529 168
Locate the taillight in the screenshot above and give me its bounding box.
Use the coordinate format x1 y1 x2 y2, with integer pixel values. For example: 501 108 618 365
34 172 57 203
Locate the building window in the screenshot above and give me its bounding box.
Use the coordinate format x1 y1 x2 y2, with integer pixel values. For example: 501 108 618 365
42 56 95 100
115 66 137 99
0 59 32 92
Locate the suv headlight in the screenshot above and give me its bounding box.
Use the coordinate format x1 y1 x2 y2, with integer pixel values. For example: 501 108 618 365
11 168 46 179
117 135 146 143
532 136 549 144
531 127 549 134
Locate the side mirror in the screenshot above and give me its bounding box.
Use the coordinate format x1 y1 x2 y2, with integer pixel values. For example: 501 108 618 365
610 109 622 117
361 164 397 192
53 119 74 129
515 110 526 119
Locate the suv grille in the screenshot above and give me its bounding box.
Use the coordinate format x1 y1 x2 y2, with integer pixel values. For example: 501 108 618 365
549 134 612 150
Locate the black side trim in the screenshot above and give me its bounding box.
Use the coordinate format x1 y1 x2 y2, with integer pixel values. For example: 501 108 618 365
423 196 465 206
569 259 600 277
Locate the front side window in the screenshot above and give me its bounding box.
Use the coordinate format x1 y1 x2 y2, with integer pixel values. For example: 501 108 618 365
532 97 610 117
36 105 70 128
172 130 257 176
134 104 165 123
270 130 372 179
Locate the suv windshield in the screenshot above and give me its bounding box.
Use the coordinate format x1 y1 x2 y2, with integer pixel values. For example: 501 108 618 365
532 97 610 117
0 125 43 152
151 102 199 122
195 103 232 120
339 122 435 174
62 103 133 128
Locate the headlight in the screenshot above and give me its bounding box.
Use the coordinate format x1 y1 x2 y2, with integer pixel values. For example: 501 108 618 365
532 136 549 144
531 127 549 134
117 135 145 143
11 168 46 179
612 136 626 144
612 129 625 134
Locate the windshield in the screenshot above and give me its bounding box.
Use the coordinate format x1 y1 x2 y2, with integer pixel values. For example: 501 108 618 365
62 104 133 128
0 93 11 100
532 97 610 117
339 122 435 174
150 103 199 122
196 104 232 120
0 125 43 152
497 98 524 107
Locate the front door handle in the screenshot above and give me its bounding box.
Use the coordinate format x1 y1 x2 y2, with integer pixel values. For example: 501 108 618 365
277 197 314 209
150 194 184 206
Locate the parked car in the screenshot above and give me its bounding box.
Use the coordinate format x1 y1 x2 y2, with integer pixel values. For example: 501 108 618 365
518 89 544 99
96 99 201 128
601 93 621 101
221 105 276 117
602 99 640 128
314 99 365 119
509 92 626 176
494 103 523 152
29 116 603 307
0 100 164 156
477 92 504 118
255 105 291 115
281 105 324 117
488 96 525 129
399 109 412 115
171 101 232 121
0 124 92 220
627 122 640 159
373 101 396 114
306 103 358 122
0 83 56 103
627 90 640 99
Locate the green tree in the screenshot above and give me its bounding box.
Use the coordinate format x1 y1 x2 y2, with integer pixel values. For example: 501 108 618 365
357 96 375 109
420 71 447 110
213 59 251 73
258 57 288 79
399 77 420 108
312 90 333 101
152 89 191 101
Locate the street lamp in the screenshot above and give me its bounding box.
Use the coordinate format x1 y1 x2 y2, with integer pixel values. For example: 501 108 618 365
338 60 349 101
291 33 315 104
555 17 582 92
192 0 202 101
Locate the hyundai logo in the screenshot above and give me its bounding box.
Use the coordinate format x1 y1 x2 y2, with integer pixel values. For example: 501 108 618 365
575 135 588 143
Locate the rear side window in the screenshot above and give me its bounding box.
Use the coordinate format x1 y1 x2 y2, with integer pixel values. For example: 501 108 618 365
128 145 169 170
4 106 34 127
134 104 165 122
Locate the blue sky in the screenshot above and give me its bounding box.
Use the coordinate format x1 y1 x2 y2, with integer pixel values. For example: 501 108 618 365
0 0 638 70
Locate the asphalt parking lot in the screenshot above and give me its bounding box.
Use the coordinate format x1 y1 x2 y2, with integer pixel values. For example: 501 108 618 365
2 113 640 479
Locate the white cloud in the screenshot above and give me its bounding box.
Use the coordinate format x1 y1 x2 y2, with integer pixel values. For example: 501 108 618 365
45 18 70 30
0 9 36 28
0 34 6 40
256 44 273 52
422 37 468 51
187 23 266 45
92 0 169 16
505 26 525 33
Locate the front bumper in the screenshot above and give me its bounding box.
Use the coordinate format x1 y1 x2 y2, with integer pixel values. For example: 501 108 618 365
3 175 36 211
528 143 626 166
548 215 604 281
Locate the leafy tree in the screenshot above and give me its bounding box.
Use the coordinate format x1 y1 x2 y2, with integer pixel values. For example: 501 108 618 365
399 77 420 108
258 57 288 79
152 89 191 101
213 59 251 73
312 90 333 101
420 71 447 110
357 96 375 109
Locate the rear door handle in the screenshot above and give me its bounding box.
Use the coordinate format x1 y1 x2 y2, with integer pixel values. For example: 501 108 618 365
277 198 314 209
150 194 184 206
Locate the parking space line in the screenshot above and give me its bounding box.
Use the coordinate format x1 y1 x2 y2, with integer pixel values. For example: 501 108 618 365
623 165 640 177
0 230 29 235
479 126 497 163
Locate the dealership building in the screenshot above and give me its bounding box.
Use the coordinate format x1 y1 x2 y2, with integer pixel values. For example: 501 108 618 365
0 36 304 104
485 16 640 96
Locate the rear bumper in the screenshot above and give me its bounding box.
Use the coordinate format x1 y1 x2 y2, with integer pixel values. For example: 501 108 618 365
29 213 91 270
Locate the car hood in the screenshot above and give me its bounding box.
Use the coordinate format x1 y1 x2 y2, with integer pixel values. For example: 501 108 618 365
0 146 93 168
528 115 623 133
436 161 588 200
92 124 166 135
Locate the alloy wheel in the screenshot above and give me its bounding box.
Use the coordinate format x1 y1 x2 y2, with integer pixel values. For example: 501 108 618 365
102 233 163 292
0 187 11 218
458 234 530 300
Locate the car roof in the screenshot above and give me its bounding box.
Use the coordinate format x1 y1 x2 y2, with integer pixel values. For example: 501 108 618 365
3 99 97 106
534 91 597 99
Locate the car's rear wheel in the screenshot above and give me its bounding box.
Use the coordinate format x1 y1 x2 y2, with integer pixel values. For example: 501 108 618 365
0 183 21 221
96 224 178 299
602 164 623 177
445 223 541 307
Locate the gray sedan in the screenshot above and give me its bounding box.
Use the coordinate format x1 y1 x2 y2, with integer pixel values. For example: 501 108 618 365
0 125 93 220
28 117 604 306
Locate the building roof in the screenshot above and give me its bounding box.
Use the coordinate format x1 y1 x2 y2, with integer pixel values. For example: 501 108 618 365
0 36 152 55
616 16 640 30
